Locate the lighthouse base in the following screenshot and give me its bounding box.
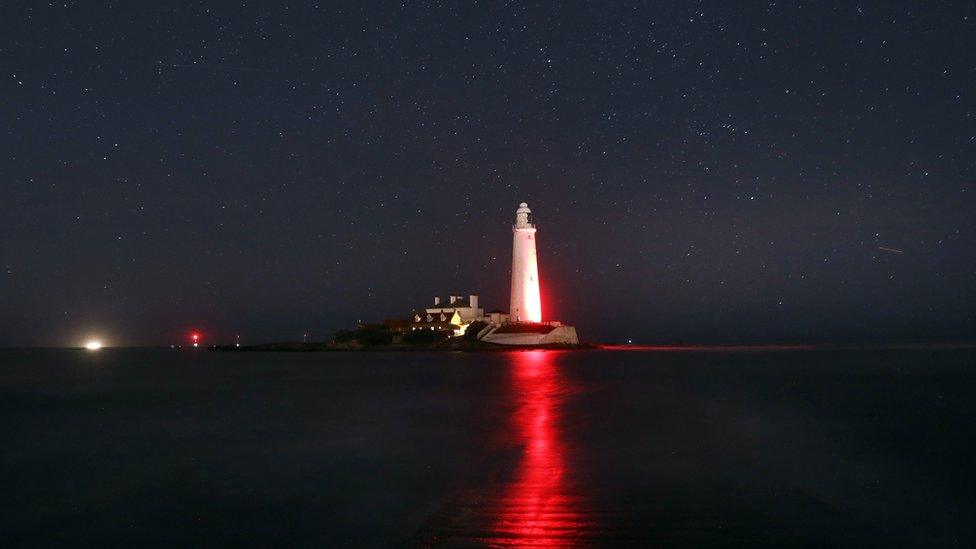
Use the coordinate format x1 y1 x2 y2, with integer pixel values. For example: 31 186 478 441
479 322 579 346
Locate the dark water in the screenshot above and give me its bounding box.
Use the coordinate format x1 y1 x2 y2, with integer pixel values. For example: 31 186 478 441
1 348 975 547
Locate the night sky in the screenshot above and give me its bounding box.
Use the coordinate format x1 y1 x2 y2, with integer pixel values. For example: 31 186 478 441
2 2 974 346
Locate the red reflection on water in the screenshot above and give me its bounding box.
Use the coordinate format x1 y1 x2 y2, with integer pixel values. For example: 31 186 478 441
490 351 583 546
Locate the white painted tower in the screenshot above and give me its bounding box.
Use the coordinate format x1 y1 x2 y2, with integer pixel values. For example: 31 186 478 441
510 202 542 323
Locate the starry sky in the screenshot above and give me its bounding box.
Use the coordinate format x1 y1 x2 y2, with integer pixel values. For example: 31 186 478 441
2 1 974 346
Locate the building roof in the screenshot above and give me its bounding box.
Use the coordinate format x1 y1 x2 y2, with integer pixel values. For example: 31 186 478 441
413 310 461 325
427 298 474 310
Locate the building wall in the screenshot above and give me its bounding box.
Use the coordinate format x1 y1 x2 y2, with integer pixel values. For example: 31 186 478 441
543 326 579 344
425 306 484 323
485 311 510 325
480 325 578 345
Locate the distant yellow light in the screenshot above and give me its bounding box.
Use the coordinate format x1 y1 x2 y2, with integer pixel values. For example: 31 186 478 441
85 340 103 351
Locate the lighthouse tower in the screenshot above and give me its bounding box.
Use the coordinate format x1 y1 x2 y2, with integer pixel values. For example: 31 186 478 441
510 202 542 323
481 201 578 345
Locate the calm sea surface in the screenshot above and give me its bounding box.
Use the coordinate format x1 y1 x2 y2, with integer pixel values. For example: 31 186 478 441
1 347 974 547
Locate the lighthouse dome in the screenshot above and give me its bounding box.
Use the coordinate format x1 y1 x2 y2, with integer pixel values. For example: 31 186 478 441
514 202 534 228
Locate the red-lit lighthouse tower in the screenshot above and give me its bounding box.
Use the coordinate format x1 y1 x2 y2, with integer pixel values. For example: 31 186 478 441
481 202 578 345
510 202 542 323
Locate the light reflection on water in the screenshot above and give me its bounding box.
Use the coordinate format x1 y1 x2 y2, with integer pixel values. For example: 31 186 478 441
485 350 587 547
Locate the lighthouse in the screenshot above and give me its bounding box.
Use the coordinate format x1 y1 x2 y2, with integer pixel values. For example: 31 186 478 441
510 202 543 323
479 201 579 345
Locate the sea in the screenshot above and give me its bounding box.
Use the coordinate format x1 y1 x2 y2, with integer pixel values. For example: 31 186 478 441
1 346 974 547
